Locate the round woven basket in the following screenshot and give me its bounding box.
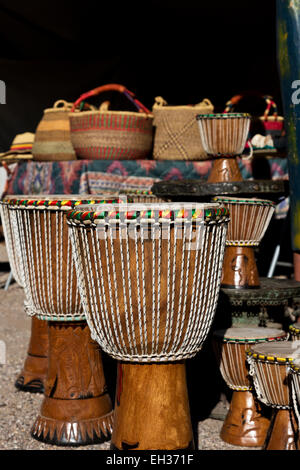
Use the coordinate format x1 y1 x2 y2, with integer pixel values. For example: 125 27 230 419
69 84 154 160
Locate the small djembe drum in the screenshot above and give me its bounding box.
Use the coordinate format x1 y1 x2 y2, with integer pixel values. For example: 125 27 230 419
213 196 275 289
289 322 300 341
67 202 229 450
196 113 251 183
247 340 300 450
8 196 124 446
0 196 49 393
213 327 288 447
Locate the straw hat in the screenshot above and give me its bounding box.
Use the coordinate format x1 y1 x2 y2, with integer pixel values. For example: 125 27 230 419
0 132 34 162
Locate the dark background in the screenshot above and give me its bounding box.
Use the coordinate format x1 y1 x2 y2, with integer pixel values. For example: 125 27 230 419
0 0 281 152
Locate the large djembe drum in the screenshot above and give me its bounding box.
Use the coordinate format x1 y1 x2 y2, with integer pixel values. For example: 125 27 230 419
7 196 122 446
67 202 229 450
213 327 288 447
0 196 48 393
196 113 251 183
247 341 300 450
213 196 275 289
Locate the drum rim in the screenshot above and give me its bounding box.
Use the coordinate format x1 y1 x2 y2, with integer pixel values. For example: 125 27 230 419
196 113 251 120
213 196 275 206
5 196 126 210
246 349 295 365
213 330 287 343
289 323 300 334
66 203 230 224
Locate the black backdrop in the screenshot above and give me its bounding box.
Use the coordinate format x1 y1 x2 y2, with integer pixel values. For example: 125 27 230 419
0 0 280 152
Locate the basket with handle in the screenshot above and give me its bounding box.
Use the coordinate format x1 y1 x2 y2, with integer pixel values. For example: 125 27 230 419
32 100 77 161
152 95 214 161
69 84 154 160
224 93 286 153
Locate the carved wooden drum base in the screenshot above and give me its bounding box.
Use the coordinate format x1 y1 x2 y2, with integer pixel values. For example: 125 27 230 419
221 246 260 289
31 321 113 446
220 391 270 447
111 362 194 451
263 409 297 450
208 157 243 184
15 317 48 393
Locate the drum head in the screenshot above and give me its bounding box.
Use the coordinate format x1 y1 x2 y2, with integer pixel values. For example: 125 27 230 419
213 327 286 342
250 339 300 361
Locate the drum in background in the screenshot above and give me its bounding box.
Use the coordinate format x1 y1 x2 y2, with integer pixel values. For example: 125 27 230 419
67 202 229 450
213 196 275 289
196 113 250 183
247 340 300 450
289 322 300 341
8 196 123 446
288 356 300 449
0 196 48 393
213 327 288 447
118 188 166 203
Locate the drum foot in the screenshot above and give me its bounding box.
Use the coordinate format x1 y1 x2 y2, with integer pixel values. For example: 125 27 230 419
111 361 195 451
15 317 49 394
221 246 260 289
207 156 243 183
220 391 270 447
31 407 113 447
264 409 297 450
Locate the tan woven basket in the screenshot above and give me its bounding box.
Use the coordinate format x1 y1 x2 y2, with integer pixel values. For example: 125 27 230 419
152 96 214 161
32 100 77 161
69 84 154 160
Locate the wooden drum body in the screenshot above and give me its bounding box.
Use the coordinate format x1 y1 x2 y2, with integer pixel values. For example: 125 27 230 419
213 197 275 289
67 202 229 450
7 196 122 446
247 341 300 450
0 197 48 393
196 113 250 183
213 327 287 447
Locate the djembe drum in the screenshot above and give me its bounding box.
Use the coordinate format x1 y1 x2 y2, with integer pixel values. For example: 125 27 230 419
196 113 251 183
7 196 122 446
0 196 48 393
213 197 275 289
288 353 300 449
67 202 229 450
247 340 300 450
213 327 288 447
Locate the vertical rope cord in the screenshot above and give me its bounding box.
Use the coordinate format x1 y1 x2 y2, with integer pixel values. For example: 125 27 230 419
155 223 161 355
140 224 148 355
134 224 145 355
161 223 171 354
89 225 117 352
0 205 23 286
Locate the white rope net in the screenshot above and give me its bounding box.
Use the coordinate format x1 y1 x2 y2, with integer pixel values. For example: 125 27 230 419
68 203 229 362
10 207 83 321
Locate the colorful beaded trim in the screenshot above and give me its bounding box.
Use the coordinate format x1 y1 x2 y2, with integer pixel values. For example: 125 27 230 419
6 198 125 210
246 350 294 364
196 113 251 120
67 206 230 223
217 334 287 344
289 324 300 335
213 196 275 207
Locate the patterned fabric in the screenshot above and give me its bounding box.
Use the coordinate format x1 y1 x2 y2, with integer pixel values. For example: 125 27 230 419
6 157 289 196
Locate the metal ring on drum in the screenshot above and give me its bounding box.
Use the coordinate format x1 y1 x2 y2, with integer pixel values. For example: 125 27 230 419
7 195 125 447
213 327 288 447
67 202 230 450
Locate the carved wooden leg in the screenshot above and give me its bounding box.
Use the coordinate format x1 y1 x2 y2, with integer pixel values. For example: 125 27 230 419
264 409 297 450
31 321 113 446
220 391 270 447
111 361 194 451
208 157 243 183
221 246 260 289
15 316 48 393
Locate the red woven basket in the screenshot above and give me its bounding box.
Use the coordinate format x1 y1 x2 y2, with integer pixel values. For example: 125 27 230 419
69 84 154 160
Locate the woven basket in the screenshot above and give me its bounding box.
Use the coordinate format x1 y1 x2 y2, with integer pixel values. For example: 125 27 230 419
152 96 214 161
32 100 77 161
69 84 154 160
